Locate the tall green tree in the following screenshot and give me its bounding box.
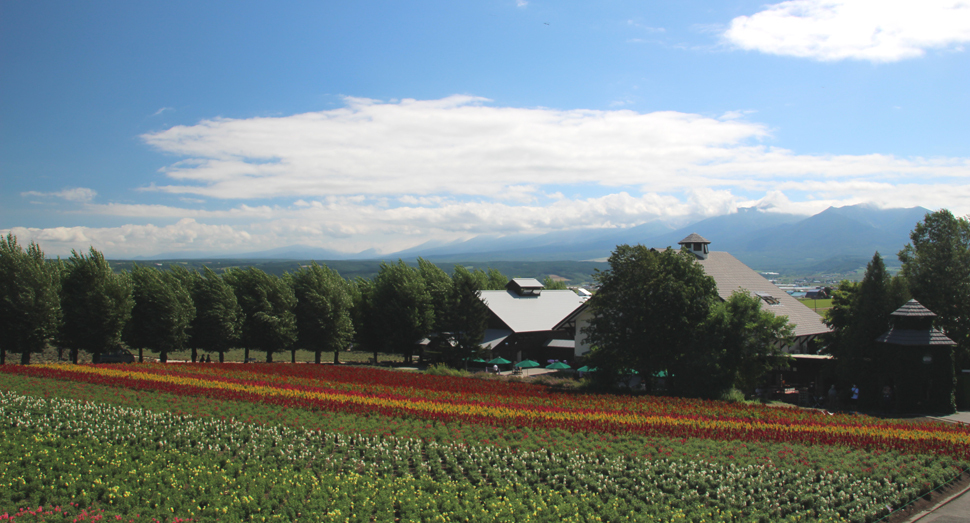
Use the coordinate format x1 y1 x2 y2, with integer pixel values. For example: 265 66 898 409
291 262 355 364
59 248 133 363
188 267 243 363
702 291 794 397
440 265 491 366
0 235 61 365
367 261 434 363
583 245 718 392
126 265 195 363
485 268 508 290
224 268 297 363
825 252 910 405
898 209 970 367
418 258 454 335
349 276 380 362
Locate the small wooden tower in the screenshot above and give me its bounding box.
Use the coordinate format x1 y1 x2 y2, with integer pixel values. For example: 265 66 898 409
875 300 957 413
678 233 710 260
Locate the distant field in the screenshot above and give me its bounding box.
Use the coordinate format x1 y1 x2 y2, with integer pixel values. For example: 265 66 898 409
797 297 832 312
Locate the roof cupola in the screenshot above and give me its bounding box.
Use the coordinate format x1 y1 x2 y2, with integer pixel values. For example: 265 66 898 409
678 233 711 260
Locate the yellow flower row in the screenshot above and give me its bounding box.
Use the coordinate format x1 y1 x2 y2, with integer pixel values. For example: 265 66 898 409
46 364 970 452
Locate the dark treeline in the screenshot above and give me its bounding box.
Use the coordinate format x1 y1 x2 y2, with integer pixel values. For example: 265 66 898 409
0 238 514 367
2 209 968 404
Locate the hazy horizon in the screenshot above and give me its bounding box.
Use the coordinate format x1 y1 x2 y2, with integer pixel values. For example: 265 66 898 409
4 1 969 258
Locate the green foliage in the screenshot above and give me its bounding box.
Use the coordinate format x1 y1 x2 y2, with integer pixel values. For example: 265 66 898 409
441 265 491 365
485 267 508 290
424 363 472 377
584 245 718 392
702 290 795 397
291 262 355 364
899 209 970 367
541 276 568 290
126 264 195 363
59 248 133 363
188 267 243 362
417 258 454 334
0 234 61 365
223 267 297 362
584 245 797 398
365 261 434 363
825 253 910 407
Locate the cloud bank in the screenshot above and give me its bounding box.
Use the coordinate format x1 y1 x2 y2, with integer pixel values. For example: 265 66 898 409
723 0 970 62
11 96 970 257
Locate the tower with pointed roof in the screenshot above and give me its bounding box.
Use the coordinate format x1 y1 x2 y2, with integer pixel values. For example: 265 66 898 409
876 299 956 413
678 233 710 260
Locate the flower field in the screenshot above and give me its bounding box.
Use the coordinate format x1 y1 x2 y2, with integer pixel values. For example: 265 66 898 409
1 363 969 522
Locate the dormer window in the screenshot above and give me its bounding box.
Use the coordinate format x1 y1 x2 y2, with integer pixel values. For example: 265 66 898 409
506 278 545 296
756 292 780 305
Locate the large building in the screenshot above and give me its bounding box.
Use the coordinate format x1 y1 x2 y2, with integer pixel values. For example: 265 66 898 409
478 278 586 363
569 234 832 359
679 233 832 353
477 236 832 367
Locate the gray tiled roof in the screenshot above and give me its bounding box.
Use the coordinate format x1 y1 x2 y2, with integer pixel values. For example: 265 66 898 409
480 289 587 333
875 328 955 346
695 252 832 338
679 233 711 245
481 328 512 349
890 299 938 318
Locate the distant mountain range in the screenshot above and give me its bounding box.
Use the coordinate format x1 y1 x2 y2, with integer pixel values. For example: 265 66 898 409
137 204 932 275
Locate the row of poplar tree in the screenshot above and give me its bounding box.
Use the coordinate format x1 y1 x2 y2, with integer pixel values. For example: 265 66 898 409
0 234 526 366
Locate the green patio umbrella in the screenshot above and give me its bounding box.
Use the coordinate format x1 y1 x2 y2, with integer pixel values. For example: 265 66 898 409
487 357 512 365
576 366 597 373
546 361 571 370
471 358 486 363
514 359 540 369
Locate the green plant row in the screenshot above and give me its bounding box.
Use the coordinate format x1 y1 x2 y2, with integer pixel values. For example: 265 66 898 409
2 386 964 522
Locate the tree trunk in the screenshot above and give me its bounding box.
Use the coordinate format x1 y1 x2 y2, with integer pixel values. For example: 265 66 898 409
160 350 167 363
290 349 296 364
20 350 30 365
70 348 78 364
315 350 321 364
191 347 198 363
373 348 379 365
93 352 100 364
219 351 224 363
333 348 339 365
266 351 273 363
244 347 250 363
138 347 143 363
0 347 5 365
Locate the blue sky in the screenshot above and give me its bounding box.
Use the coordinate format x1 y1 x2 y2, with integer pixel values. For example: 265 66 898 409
3 0 969 257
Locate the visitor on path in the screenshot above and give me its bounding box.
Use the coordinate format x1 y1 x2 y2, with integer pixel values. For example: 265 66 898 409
828 384 838 411
493 364 499 374
850 384 859 410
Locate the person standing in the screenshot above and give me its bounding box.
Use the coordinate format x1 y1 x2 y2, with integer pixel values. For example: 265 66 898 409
850 384 859 411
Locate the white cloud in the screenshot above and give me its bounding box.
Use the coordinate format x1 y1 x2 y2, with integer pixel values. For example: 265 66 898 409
141 96 970 201
724 0 970 62
21 187 97 203
152 107 174 116
15 96 970 257
2 219 253 258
